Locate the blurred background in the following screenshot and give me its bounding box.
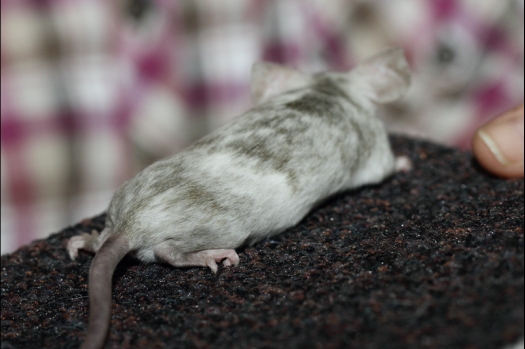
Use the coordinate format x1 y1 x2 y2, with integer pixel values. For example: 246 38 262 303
1 0 523 254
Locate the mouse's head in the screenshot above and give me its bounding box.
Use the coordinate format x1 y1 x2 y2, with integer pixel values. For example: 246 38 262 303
251 47 411 108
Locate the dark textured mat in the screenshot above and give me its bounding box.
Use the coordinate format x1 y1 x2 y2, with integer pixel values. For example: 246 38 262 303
1 136 524 349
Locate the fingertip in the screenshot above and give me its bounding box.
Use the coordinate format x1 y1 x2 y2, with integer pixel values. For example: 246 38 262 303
472 106 524 179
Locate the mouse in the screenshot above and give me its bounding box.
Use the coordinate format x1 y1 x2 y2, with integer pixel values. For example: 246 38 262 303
67 47 412 349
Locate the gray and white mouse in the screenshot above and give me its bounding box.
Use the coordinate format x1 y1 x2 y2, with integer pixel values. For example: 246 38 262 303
67 47 412 349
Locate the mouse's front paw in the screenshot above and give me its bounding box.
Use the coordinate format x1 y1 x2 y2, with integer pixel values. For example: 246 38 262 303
67 230 100 260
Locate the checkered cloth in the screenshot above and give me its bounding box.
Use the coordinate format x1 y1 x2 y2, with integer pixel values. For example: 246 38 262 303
1 0 523 254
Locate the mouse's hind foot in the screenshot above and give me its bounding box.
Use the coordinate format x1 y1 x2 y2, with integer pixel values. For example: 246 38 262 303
67 229 105 260
154 243 239 274
202 249 240 273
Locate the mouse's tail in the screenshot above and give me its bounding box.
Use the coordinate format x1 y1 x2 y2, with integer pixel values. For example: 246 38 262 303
80 233 130 349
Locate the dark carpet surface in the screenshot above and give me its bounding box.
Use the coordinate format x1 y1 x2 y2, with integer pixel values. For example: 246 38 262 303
1 136 523 349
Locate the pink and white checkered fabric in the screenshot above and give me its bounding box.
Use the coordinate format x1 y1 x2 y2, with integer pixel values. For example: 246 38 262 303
1 0 523 254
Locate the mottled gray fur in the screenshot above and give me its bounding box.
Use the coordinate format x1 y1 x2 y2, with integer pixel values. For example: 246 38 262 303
67 47 411 349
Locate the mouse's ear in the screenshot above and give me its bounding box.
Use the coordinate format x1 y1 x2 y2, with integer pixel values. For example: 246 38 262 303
349 47 411 104
251 62 311 106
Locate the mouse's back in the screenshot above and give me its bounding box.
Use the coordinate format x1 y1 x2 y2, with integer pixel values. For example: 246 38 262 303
104 47 411 254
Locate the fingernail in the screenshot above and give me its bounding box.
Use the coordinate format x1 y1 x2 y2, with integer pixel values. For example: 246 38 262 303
478 116 524 166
